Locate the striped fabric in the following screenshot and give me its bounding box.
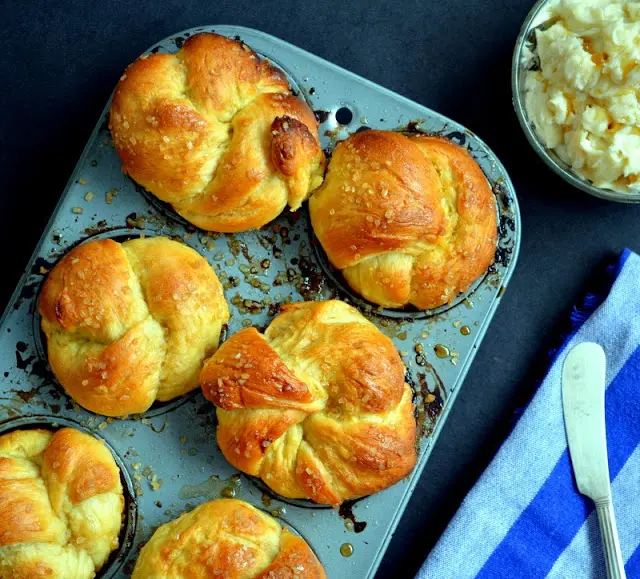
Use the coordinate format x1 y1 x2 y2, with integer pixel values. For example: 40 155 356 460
417 249 640 579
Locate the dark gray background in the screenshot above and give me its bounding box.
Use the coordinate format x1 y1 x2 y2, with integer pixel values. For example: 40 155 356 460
1 1 637 577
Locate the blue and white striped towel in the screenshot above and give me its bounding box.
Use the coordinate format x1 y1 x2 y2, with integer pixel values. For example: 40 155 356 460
417 249 640 579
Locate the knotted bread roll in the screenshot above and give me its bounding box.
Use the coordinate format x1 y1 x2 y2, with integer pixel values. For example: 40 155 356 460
132 498 325 578
0 427 124 579
201 300 417 506
309 131 497 310
39 236 229 417
110 32 325 232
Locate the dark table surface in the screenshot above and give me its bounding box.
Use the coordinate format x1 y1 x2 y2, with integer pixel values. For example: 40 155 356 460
2 1 639 577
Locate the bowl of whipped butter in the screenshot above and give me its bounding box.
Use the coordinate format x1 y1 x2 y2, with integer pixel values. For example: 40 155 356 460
513 0 640 202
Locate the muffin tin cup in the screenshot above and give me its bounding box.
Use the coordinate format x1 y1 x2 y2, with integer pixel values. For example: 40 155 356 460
0 25 520 578
30 228 202 419
0 415 138 579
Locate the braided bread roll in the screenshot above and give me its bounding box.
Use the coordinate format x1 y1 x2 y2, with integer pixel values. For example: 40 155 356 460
39 236 229 417
110 32 325 232
0 428 124 579
201 300 417 506
309 131 497 310
132 498 325 578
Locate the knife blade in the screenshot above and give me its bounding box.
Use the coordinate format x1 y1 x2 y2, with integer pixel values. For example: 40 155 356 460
562 342 626 579
562 341 609 500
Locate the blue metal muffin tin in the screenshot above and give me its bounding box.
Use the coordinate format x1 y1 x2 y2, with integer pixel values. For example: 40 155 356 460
0 25 520 578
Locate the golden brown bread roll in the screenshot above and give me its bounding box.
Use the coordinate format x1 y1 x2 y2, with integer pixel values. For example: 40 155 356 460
132 498 326 579
39 236 229 417
201 300 417 506
309 131 497 310
110 32 325 232
0 427 124 579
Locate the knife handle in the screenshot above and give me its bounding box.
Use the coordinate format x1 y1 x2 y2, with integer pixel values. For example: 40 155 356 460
595 498 626 579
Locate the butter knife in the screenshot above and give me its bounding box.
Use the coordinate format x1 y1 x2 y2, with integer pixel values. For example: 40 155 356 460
562 342 626 579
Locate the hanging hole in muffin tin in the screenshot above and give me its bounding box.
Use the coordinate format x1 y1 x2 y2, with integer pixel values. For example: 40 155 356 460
0 414 138 579
335 106 354 125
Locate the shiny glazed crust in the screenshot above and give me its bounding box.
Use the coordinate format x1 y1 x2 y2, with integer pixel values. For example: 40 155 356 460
309 131 497 309
201 300 417 506
38 236 229 416
132 498 326 578
110 32 325 232
0 428 124 579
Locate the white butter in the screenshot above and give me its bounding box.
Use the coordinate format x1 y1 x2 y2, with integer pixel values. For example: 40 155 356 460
524 0 640 192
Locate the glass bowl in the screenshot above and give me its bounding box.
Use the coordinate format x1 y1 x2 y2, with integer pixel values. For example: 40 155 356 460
511 0 640 203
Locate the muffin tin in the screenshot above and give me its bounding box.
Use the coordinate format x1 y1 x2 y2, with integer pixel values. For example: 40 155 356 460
0 25 520 577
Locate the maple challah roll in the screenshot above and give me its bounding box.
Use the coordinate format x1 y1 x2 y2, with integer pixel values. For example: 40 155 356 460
39 236 229 417
110 32 325 232
132 498 326 579
0 427 124 579
201 300 417 506
309 130 497 310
